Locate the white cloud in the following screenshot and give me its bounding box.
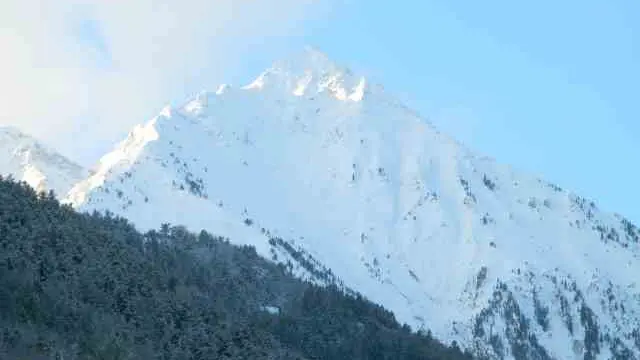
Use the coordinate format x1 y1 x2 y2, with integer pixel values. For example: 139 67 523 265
0 0 332 165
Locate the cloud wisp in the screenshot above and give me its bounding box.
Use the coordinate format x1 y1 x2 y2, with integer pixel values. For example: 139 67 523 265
0 0 331 165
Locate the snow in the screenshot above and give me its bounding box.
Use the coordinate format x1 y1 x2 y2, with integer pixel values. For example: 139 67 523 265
216 84 229 95
0 126 87 196
349 77 367 102
260 305 281 315
11 48 636 359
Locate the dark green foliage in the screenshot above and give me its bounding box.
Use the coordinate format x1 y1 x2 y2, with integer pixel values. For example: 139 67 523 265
569 194 596 221
580 303 600 360
558 294 574 335
621 217 640 243
547 183 563 192
268 236 339 285
482 175 496 191
0 177 473 360
475 267 488 291
592 222 627 248
500 290 549 360
488 335 504 359
608 337 634 360
480 213 494 225
409 269 420 282
184 175 205 198
532 291 549 332
632 329 640 351
459 178 477 205
472 282 552 360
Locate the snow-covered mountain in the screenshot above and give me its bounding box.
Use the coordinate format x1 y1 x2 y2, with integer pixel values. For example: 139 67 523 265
0 126 87 196
66 48 640 360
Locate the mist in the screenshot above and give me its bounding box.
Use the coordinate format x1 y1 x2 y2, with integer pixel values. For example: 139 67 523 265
0 0 334 166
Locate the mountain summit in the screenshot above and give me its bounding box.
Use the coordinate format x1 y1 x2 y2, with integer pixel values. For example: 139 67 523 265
244 46 369 101
57 49 640 359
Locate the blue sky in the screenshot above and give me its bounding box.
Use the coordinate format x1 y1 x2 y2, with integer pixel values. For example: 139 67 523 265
2 0 638 224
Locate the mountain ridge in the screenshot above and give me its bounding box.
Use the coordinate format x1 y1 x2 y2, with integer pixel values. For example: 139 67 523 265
65 49 640 359
4 49 640 359
0 126 87 196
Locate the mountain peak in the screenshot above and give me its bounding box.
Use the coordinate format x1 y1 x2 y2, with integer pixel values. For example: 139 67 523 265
0 126 86 195
59 50 640 360
244 46 368 101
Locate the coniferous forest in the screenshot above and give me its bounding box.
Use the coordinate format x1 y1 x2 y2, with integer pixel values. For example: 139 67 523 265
0 176 474 359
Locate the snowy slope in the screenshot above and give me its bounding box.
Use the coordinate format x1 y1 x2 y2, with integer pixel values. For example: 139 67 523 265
0 126 87 196
66 48 640 360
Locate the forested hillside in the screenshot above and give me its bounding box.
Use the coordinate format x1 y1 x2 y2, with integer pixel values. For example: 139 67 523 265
0 176 473 360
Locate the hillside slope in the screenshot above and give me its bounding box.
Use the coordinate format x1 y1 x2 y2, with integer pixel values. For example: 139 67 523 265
0 126 86 196
66 48 640 360
0 176 472 360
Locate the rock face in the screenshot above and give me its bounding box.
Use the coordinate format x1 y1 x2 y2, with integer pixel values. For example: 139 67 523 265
0 126 87 196
63 48 639 359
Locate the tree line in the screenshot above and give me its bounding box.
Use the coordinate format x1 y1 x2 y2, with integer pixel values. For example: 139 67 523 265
0 176 474 359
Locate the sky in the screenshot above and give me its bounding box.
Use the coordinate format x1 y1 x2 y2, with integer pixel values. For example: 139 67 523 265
0 0 638 224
